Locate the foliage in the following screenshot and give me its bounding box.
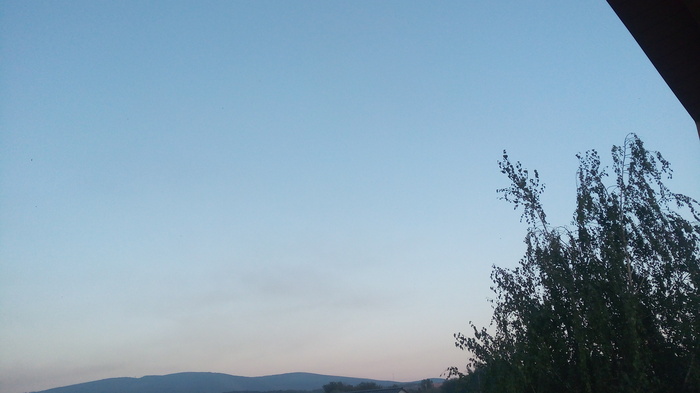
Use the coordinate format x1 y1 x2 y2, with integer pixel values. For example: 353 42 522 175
322 382 382 393
453 135 700 393
440 371 484 393
439 378 468 393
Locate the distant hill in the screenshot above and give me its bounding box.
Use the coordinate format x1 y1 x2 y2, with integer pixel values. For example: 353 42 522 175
33 372 428 393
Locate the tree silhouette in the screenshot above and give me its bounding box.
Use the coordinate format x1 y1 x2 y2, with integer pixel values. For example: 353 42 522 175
453 134 700 393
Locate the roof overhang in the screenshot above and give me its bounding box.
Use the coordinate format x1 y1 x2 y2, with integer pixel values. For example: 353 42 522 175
607 0 700 138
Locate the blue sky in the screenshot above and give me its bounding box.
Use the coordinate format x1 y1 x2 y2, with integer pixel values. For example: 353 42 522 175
1 2 698 393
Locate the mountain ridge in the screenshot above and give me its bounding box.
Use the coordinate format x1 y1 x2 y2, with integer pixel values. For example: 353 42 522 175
32 371 437 393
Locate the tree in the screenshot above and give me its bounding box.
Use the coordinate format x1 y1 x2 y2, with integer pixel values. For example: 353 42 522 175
453 135 700 393
440 377 469 393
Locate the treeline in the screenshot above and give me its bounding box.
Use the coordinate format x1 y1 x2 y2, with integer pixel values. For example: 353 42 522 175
225 380 446 393
323 380 438 393
225 390 323 393
322 382 384 393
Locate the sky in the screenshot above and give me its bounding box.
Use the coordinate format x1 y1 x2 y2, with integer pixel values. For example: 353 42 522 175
1 1 698 393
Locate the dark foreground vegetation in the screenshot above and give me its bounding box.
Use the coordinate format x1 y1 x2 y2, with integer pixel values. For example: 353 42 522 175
450 135 700 393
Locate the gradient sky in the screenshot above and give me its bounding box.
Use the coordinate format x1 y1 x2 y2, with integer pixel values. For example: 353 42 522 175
1 2 698 393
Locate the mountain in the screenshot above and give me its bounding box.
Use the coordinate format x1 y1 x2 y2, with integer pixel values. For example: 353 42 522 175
33 372 416 393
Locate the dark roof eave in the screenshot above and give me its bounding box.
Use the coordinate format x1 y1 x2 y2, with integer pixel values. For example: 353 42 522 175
607 0 700 137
